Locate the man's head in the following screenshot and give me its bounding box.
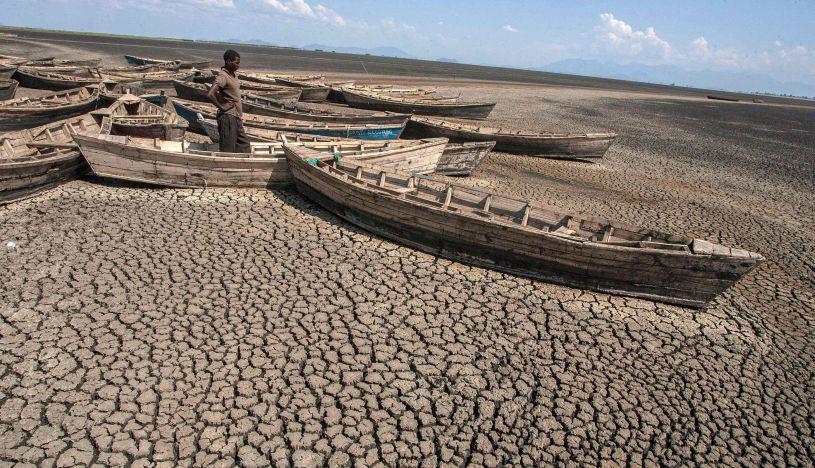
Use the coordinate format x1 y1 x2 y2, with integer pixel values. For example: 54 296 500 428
223 49 240 71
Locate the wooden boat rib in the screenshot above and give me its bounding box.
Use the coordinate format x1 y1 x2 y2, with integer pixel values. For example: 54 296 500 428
341 87 496 119
91 94 187 141
404 116 617 158
0 79 19 101
1 113 98 204
196 115 491 176
172 80 301 104
285 145 765 308
13 67 114 91
172 98 403 140
0 87 101 131
74 132 447 188
274 77 331 102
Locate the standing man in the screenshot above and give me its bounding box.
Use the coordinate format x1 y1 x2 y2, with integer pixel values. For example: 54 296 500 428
207 49 249 153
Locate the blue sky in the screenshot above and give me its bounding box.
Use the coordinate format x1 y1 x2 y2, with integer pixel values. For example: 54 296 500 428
3 0 814 88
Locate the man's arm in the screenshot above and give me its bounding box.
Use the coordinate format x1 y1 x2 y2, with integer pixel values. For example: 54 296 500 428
206 82 234 113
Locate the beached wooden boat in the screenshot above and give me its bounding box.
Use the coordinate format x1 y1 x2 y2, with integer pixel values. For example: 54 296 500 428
74 132 446 187
0 63 17 80
19 65 99 77
178 60 210 69
103 70 196 88
197 115 490 176
274 77 331 102
404 116 617 158
172 80 300 103
0 114 98 204
341 88 496 119
27 58 102 68
0 79 18 101
239 71 323 85
707 95 740 102
241 93 411 125
172 98 404 140
124 55 173 66
435 141 495 176
99 87 168 107
0 87 101 131
91 94 187 141
101 62 181 73
285 145 765 307
12 67 114 91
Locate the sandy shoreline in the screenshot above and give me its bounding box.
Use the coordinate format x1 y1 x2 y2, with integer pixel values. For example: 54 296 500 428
1 31 813 466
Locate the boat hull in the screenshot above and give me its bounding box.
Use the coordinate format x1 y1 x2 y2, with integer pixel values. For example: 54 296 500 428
0 150 88 204
0 97 100 131
12 69 101 91
0 80 18 100
342 89 495 119
0 65 17 80
404 118 616 158
110 122 187 141
297 87 330 102
242 98 410 125
286 149 762 308
436 141 495 176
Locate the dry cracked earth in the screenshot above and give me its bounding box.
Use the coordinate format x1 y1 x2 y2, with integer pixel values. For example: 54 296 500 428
1 69 815 465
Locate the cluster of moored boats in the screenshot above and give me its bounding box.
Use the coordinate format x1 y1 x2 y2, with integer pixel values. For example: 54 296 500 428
0 52 764 308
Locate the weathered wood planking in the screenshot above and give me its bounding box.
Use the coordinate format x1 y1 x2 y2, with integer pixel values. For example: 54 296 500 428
340 87 496 119
0 79 19 101
435 141 495 176
172 80 301 104
239 93 410 125
284 145 764 308
274 77 331 102
0 87 101 131
0 63 18 80
404 116 617 158
103 71 196 88
12 67 111 91
91 95 187 141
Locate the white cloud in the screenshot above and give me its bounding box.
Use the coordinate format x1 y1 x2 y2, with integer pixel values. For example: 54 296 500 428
596 13 671 59
191 0 234 6
503 24 518 33
380 17 415 32
260 0 345 26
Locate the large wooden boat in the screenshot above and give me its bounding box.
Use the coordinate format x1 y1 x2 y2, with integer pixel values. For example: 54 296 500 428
74 132 447 187
0 79 18 101
91 94 187 141
239 71 323 85
285 145 764 308
0 114 98 204
172 98 404 140
19 65 99 77
0 87 101 131
197 115 490 176
103 70 196 88
404 116 618 158
101 62 181 73
341 87 496 119
99 86 168 107
274 77 331 102
124 55 175 66
27 58 102 68
240 93 411 125
172 80 301 103
12 67 114 91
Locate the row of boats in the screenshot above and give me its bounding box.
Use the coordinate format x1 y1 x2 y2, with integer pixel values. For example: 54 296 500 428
0 53 764 308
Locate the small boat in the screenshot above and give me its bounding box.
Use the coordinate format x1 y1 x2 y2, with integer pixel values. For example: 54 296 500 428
172 80 301 103
239 71 323 85
102 62 181 73
241 93 411 125
12 67 115 91
404 116 617 159
103 70 196 88
197 115 490 176
172 98 404 140
0 87 101 131
285 146 765 308
91 94 187 141
179 60 210 69
434 141 495 176
341 87 496 119
0 114 99 204
19 65 99 77
27 58 102 68
274 77 331 102
707 95 740 102
0 79 18 100
74 132 446 187
0 63 17 80
99 87 168 107
124 54 175 66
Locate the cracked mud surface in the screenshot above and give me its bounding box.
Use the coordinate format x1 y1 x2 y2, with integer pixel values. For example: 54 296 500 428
2 45 815 467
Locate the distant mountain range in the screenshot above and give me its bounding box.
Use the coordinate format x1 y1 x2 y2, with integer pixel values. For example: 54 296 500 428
535 59 815 98
303 44 415 59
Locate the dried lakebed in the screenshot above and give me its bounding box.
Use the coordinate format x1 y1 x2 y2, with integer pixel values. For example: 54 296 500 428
0 84 813 465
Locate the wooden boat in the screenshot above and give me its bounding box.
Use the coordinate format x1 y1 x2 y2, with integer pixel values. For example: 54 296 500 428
124 55 174 66
435 141 495 176
285 146 765 308
19 65 99 77
12 67 115 91
172 80 300 103
707 95 740 102
0 79 18 101
172 98 404 140
240 93 410 125
0 114 99 204
74 132 446 187
103 70 196 88
341 88 496 119
0 87 101 131
0 55 30 64
274 77 330 102
239 71 323 85
26 58 102 68
99 87 168 107
102 62 181 73
178 60 210 69
0 63 17 80
197 115 490 176
91 94 187 141
404 116 617 158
